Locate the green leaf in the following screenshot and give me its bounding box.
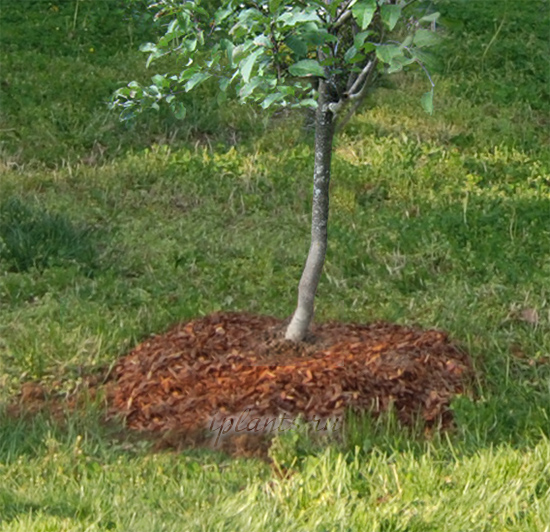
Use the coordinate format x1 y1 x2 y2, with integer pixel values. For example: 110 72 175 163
206 50 222 69
278 85 296 97
215 7 233 23
285 35 308 57
146 49 164 68
421 89 434 114
344 46 359 63
151 74 169 88
261 92 283 109
302 26 336 46
268 0 283 13
319 55 338 67
362 42 376 54
185 72 211 92
325 0 342 18
343 45 367 64
221 39 234 66
139 42 157 53
219 77 231 92
148 84 161 98
178 66 201 82
410 48 437 70
413 29 440 48
278 10 320 27
402 34 413 48
240 49 263 83
352 0 377 30
288 59 325 77
354 31 371 49
375 44 401 64
254 35 271 47
184 38 197 52
239 76 263 99
173 102 186 120
237 8 268 28
159 31 184 48
420 12 440 23
298 98 317 109
113 87 132 98
166 18 180 34
387 55 414 73
380 4 401 31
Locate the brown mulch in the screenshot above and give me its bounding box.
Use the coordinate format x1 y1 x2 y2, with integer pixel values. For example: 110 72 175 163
106 311 473 453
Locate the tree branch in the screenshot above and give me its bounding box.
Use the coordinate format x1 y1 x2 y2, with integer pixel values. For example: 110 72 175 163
346 59 375 97
333 9 353 30
336 57 378 131
269 22 283 82
346 70 358 92
332 0 359 30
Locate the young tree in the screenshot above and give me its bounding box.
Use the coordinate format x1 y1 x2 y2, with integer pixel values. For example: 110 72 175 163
113 0 440 342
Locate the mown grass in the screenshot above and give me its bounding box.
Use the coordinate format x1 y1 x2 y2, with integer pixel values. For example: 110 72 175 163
1 0 550 530
1 413 550 531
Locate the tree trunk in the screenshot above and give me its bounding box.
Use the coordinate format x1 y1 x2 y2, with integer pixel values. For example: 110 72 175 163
285 80 335 342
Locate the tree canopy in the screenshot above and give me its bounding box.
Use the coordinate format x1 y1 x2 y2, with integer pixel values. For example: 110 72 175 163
113 0 440 122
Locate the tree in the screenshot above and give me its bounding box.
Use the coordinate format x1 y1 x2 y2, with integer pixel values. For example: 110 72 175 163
113 0 440 342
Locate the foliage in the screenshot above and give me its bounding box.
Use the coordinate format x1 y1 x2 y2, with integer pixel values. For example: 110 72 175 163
113 0 442 119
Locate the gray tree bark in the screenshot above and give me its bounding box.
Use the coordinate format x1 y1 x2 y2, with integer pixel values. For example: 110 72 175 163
285 79 336 342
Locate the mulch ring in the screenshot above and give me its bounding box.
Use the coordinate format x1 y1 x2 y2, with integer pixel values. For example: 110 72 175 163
105 311 474 456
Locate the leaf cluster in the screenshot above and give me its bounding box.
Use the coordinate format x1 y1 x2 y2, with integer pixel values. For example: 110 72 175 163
112 0 441 120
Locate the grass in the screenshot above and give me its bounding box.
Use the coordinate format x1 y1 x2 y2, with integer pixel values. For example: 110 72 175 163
1 410 550 531
1 0 550 529
0 197 99 274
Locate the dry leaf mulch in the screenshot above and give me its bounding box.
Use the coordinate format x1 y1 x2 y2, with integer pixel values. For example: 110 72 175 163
108 311 474 449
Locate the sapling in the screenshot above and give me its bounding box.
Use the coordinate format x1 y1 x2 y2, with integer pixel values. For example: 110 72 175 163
113 0 440 341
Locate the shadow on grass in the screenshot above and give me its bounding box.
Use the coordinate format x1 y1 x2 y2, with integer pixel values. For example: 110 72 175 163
0 196 104 275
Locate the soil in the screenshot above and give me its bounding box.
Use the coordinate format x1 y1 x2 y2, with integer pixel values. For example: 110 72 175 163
8 312 474 458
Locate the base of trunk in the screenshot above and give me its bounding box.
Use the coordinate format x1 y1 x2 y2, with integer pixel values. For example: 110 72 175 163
284 308 312 342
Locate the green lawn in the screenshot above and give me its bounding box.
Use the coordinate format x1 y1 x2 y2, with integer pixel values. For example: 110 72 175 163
1 0 550 530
